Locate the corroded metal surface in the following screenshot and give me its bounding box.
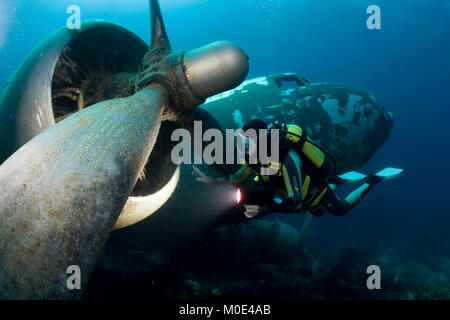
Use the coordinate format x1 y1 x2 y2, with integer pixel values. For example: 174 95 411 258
0 87 166 299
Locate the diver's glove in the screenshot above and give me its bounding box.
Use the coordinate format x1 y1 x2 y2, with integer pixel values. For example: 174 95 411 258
243 205 268 219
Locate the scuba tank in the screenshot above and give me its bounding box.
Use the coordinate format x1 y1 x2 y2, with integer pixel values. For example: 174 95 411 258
267 121 337 180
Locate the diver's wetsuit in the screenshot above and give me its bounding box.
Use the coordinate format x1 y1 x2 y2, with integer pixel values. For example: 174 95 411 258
308 188 353 217
233 149 304 214
272 149 303 213
312 173 382 216
222 122 378 220
225 124 327 215
214 150 304 227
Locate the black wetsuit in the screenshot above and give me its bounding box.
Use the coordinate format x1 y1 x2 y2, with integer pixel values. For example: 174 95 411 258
222 123 370 222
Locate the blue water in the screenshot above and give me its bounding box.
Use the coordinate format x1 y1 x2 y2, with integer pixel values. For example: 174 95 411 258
1 0 449 298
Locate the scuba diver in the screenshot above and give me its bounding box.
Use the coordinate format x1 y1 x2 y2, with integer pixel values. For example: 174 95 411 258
193 119 402 221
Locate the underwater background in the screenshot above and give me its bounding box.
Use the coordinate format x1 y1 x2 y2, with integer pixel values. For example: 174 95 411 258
1 0 449 299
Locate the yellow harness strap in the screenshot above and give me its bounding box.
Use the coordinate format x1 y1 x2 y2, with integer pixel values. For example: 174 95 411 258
302 175 311 200
310 187 329 207
286 124 325 169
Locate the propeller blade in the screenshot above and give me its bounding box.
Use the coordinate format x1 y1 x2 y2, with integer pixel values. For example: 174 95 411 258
0 87 168 299
0 0 249 300
149 0 171 50
114 165 181 230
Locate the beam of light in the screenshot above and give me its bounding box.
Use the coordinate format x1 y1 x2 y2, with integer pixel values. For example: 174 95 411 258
236 188 241 203
114 166 181 230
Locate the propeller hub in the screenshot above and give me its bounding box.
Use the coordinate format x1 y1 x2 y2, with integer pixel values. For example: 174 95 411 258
137 41 249 115
184 41 249 99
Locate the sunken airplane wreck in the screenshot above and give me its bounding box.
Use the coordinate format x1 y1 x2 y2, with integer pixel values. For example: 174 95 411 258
195 73 393 174
91 69 397 296
114 73 395 264
0 0 395 300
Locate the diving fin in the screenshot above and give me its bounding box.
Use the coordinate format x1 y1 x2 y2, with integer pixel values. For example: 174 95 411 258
336 167 403 185
373 167 404 181
337 171 367 183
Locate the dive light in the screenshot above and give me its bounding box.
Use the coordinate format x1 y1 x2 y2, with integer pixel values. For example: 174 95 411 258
236 188 241 204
